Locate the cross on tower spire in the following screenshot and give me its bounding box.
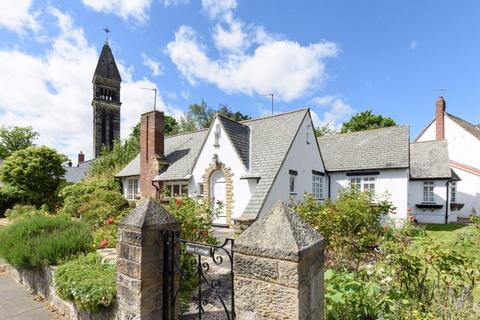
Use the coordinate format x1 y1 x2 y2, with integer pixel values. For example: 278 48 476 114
103 27 111 44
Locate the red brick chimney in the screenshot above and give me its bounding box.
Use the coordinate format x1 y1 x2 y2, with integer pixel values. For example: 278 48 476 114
435 96 446 140
140 110 166 198
77 151 85 166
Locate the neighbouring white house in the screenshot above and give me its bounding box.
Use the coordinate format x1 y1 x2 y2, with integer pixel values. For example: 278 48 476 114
116 109 326 227
317 126 411 221
416 96 480 219
409 140 459 224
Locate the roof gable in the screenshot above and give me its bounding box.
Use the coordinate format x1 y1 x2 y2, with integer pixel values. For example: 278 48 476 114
217 115 250 168
318 126 410 172
446 113 480 141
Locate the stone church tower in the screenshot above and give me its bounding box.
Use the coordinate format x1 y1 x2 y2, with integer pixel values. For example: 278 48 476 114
92 42 122 158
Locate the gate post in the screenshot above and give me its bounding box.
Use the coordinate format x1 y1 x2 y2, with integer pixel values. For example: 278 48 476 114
116 198 181 320
233 201 325 320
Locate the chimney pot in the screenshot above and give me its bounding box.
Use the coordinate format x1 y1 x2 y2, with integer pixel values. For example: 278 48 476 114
435 96 446 140
78 151 85 166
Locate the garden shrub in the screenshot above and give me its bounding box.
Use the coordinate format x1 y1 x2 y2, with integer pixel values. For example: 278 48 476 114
59 177 128 248
295 189 394 271
54 252 116 312
4 204 49 221
0 215 92 269
0 184 26 216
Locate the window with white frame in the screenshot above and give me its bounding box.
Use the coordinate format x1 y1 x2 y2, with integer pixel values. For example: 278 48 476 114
214 123 221 146
126 178 139 200
350 176 376 195
350 177 361 191
450 181 457 203
312 172 324 199
423 181 435 203
289 170 297 194
164 183 189 197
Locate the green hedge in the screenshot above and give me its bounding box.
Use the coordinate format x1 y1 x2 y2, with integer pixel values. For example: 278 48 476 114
54 253 116 311
0 215 92 269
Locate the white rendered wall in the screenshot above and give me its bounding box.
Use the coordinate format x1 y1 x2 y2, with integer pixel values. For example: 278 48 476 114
450 168 480 217
328 169 409 220
408 179 455 224
189 117 251 219
260 113 327 217
417 115 480 217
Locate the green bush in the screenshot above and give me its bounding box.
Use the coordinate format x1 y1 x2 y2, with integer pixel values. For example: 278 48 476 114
4 204 49 221
295 189 394 272
0 215 92 269
54 253 116 312
0 185 26 216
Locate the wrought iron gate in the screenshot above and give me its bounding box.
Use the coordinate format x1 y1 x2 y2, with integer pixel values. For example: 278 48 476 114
164 233 235 320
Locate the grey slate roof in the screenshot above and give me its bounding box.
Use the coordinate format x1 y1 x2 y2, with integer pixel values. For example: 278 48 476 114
240 109 308 220
93 44 121 82
116 154 140 178
218 115 250 168
447 113 480 141
410 140 452 179
64 160 92 183
116 130 209 180
317 126 410 172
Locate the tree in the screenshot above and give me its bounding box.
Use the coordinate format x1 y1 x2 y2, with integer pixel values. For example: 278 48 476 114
0 126 38 159
218 105 251 121
0 146 66 208
165 115 179 136
315 123 337 137
179 101 215 132
340 111 396 133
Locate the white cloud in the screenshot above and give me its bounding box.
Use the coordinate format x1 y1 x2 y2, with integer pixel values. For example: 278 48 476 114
0 0 39 33
81 0 152 23
202 0 237 21
213 19 248 52
142 53 163 76
0 7 176 162
167 25 337 102
310 96 354 129
161 0 190 6
410 40 417 51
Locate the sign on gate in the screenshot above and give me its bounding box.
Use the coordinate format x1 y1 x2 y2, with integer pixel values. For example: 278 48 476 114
185 243 212 257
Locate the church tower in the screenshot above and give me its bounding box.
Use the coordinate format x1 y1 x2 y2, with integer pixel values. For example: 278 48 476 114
92 42 122 158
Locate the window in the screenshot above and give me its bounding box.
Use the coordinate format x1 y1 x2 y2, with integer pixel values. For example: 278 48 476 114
451 182 457 203
164 183 189 198
126 178 139 200
350 177 361 191
423 181 435 203
289 170 298 194
214 123 221 146
350 176 375 195
312 173 324 199
363 177 376 195
198 183 204 196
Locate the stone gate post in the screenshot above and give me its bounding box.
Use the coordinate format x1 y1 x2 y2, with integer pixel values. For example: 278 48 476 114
233 201 325 320
116 198 181 320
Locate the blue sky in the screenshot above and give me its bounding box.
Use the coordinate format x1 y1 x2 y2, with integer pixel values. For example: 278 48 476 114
0 0 479 161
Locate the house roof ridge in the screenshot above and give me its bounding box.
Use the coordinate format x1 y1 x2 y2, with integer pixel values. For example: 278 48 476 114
410 139 447 145
240 108 309 124
318 124 409 140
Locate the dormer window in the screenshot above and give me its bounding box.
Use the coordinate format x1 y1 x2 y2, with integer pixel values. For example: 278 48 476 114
214 123 221 146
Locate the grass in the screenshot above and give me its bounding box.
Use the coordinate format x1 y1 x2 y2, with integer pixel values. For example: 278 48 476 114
0 215 92 269
421 223 472 247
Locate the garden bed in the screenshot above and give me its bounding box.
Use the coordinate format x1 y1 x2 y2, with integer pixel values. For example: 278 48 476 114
6 263 117 320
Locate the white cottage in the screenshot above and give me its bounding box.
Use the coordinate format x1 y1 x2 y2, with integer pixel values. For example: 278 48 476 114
318 126 411 221
416 97 480 219
116 109 326 228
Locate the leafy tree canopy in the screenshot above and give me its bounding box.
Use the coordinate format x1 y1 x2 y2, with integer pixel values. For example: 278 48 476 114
0 126 38 159
340 110 396 133
0 146 66 208
315 123 337 137
165 115 179 136
179 101 251 133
